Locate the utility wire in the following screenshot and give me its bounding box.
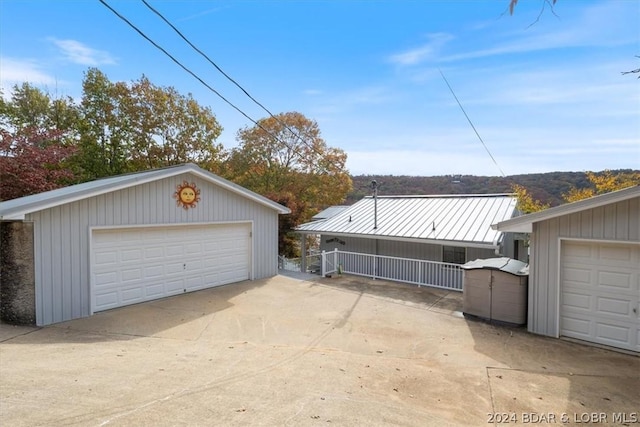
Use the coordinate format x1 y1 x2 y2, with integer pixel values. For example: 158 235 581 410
98 0 311 164
140 0 332 164
438 68 506 177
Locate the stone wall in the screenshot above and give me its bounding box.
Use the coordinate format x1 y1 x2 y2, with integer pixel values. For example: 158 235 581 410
0 221 36 325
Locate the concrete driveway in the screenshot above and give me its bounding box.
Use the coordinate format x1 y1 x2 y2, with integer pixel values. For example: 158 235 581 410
1 274 638 426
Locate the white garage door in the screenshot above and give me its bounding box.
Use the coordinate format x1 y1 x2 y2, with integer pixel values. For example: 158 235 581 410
560 240 639 352
91 223 251 312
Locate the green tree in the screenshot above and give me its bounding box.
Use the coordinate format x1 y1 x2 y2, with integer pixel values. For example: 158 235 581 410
77 68 132 179
75 69 225 180
126 76 224 170
0 82 80 144
226 112 352 257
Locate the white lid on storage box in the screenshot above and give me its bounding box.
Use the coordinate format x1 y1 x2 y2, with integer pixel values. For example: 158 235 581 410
461 257 529 276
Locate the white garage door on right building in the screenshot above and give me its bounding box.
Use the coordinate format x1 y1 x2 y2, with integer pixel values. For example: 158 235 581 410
560 240 640 352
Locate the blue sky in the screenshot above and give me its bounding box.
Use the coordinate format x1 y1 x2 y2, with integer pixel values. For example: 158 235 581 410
1 0 638 176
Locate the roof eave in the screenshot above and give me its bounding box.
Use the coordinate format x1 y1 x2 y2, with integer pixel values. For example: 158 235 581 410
296 229 500 249
493 185 639 233
0 164 291 217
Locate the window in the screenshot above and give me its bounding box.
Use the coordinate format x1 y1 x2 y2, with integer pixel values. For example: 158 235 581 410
443 246 466 264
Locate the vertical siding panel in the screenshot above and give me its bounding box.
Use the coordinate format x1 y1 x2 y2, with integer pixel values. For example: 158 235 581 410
591 206 604 239
603 204 616 239
50 207 63 323
532 223 549 335
70 202 81 318
615 199 627 240
546 218 559 336
580 210 592 238
60 204 72 321
630 197 640 240
32 214 44 326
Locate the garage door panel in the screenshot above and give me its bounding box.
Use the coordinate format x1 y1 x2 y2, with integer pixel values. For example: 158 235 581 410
596 322 632 347
562 291 591 310
92 224 251 312
145 247 164 260
121 249 143 263
144 265 164 278
96 292 118 308
121 286 143 303
95 251 117 266
597 296 632 317
165 261 185 275
561 241 639 352
165 245 183 258
561 315 591 337
165 278 185 294
121 268 142 282
563 242 592 258
600 245 633 262
146 283 164 297
599 271 633 290
562 267 591 285
95 272 118 286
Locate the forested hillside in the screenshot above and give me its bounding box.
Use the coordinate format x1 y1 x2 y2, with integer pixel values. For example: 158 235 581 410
346 170 638 206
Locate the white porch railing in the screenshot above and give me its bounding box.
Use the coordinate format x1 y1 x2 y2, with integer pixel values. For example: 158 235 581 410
278 254 323 274
320 249 464 292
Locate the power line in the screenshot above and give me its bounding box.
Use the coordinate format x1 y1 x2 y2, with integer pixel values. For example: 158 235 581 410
438 68 506 177
97 0 316 167
139 0 332 165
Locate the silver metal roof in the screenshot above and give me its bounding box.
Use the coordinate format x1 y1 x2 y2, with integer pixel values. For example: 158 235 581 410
296 194 518 248
312 205 350 221
0 163 291 219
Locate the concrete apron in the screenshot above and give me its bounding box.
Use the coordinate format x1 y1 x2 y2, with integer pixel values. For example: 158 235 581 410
0 274 638 426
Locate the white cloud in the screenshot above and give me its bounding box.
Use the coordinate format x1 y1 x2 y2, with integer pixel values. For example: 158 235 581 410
0 57 57 95
312 85 397 116
388 33 454 66
441 2 638 63
49 38 116 66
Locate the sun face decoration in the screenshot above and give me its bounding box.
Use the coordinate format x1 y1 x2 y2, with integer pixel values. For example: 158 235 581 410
173 181 201 210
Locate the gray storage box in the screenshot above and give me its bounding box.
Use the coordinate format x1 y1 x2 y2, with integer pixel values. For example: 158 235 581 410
462 258 528 325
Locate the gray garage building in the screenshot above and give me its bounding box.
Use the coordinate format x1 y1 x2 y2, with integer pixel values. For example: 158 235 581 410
0 163 290 326
494 186 639 352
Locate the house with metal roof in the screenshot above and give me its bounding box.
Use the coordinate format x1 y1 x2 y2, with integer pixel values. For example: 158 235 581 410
296 194 523 265
493 185 639 352
0 163 290 326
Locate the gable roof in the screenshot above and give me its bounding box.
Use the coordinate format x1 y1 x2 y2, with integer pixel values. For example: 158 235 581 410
493 185 640 233
0 163 291 219
296 194 518 249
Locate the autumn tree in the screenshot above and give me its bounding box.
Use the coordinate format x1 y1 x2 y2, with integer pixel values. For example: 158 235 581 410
0 128 76 200
511 184 550 214
563 170 640 202
226 112 352 257
0 84 79 199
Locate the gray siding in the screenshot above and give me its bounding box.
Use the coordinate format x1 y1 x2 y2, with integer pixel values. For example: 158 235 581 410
319 234 495 263
28 172 279 326
528 196 640 337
